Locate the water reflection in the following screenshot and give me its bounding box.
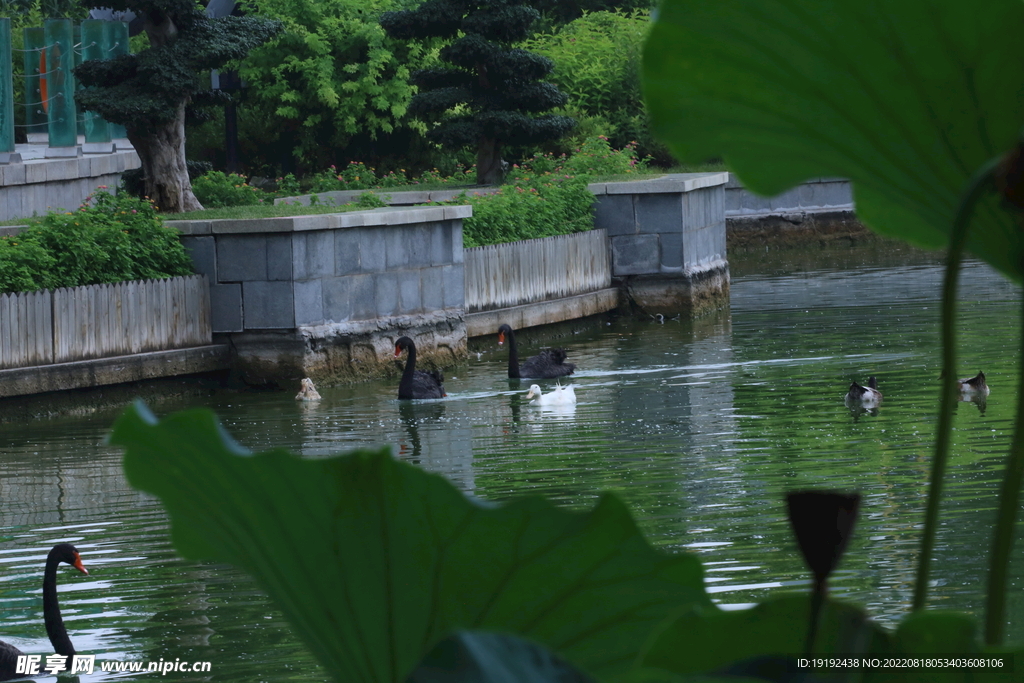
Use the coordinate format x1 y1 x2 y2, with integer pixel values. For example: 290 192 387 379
1 247 1022 681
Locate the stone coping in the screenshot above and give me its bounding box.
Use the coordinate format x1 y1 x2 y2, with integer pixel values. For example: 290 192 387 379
274 186 499 207
588 172 729 196
0 149 141 187
723 174 847 189
166 204 474 235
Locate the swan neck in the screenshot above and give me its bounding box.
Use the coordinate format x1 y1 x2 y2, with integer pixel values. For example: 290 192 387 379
506 328 520 378
400 344 418 391
43 556 75 656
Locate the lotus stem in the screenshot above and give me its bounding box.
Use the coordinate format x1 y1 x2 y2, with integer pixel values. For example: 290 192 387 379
985 250 1024 647
912 156 1001 611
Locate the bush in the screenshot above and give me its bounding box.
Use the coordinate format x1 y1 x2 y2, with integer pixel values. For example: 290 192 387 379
459 172 594 248
524 10 673 165
191 171 266 208
0 237 57 293
0 191 194 294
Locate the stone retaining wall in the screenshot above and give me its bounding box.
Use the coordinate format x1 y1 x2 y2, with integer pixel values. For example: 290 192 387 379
0 150 141 220
167 206 471 385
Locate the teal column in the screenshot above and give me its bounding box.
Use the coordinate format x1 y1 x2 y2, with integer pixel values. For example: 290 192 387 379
80 20 111 144
1 19 14 156
74 23 84 137
22 27 46 135
44 18 76 149
105 21 128 140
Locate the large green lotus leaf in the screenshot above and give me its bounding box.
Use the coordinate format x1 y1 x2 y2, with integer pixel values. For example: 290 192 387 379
866 612 1022 683
407 631 592 683
643 0 1024 281
110 403 711 683
639 594 890 676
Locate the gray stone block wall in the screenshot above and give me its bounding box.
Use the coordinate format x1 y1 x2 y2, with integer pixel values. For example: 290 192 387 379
590 173 729 277
168 206 470 334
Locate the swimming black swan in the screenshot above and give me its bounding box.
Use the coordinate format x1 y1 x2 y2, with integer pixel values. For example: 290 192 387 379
497 324 576 379
844 376 882 407
394 337 446 400
0 544 88 682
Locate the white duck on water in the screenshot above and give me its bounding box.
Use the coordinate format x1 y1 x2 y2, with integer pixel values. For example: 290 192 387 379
525 383 577 406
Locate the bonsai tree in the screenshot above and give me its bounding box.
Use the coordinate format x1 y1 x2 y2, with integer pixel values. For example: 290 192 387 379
381 0 575 185
74 0 280 212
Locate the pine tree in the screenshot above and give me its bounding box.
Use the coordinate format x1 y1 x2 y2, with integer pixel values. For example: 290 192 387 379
381 0 575 185
74 1 280 212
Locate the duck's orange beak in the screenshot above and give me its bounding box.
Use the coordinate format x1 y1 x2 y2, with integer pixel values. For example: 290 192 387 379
72 552 88 575
498 332 505 345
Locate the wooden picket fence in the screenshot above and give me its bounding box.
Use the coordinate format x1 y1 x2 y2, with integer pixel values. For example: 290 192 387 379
0 275 211 369
464 229 610 312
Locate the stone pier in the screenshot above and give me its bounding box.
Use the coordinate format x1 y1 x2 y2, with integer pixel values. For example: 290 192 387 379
590 172 730 317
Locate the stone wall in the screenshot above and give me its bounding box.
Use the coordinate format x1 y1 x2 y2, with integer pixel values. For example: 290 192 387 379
0 150 141 221
168 206 471 385
590 172 730 316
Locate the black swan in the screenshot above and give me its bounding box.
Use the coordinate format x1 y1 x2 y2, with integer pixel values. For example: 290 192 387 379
497 324 576 379
394 337 446 400
0 544 88 682
844 376 882 407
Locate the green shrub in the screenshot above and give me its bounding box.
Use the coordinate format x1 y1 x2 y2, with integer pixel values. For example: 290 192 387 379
459 172 594 248
0 191 194 294
191 171 265 208
525 10 673 165
0 237 57 294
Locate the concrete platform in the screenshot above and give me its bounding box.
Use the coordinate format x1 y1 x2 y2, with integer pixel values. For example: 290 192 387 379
465 287 620 338
0 344 231 398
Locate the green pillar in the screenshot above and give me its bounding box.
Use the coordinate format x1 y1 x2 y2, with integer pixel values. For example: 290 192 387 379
80 20 111 146
44 18 77 150
74 23 84 137
22 27 46 136
1 18 14 157
105 21 128 141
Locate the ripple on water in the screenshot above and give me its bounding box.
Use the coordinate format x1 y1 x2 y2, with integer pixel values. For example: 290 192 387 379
1 254 1022 679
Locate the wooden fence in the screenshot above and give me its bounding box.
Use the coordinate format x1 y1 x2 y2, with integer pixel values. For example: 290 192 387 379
464 229 611 312
0 275 211 369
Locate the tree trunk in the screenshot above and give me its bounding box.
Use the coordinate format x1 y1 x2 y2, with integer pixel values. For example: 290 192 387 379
128 102 204 213
476 137 504 186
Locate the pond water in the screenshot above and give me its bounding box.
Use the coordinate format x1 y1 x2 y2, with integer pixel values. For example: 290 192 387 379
1 241 1022 681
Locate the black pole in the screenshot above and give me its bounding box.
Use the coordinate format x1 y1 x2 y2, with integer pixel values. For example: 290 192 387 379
225 98 239 174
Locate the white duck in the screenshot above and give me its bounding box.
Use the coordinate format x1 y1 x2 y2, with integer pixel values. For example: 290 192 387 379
525 383 577 406
295 377 322 401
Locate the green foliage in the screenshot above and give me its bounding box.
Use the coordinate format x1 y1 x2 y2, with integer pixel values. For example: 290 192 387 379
306 162 412 192
191 171 265 208
642 0 1024 282
458 172 593 247
457 137 640 247
235 0 429 168
381 0 576 184
354 191 389 208
0 236 56 293
110 403 711 683
524 10 670 164
0 191 193 294
74 13 281 135
110 403 1024 682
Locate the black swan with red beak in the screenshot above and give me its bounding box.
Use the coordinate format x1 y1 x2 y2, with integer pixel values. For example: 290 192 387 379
394 337 446 400
0 544 88 681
